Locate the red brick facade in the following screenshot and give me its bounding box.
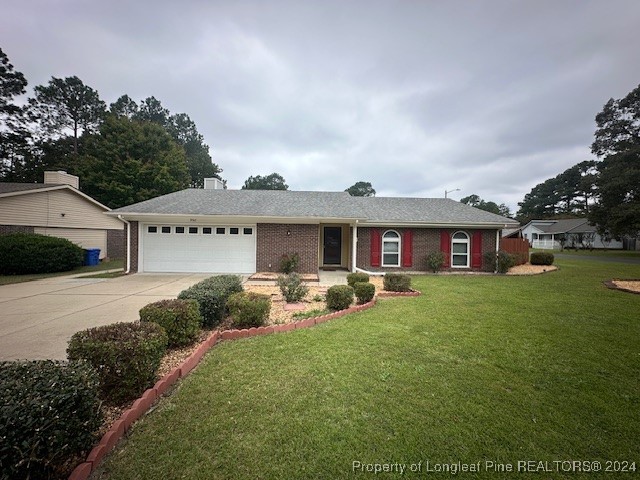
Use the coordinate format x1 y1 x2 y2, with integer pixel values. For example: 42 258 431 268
127 221 139 273
256 223 319 273
356 227 497 272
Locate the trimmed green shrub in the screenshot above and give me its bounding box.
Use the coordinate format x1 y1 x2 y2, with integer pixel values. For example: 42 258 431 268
326 285 354 311
346 272 369 287
227 291 271 329
277 273 309 302
0 233 84 275
353 282 375 304
530 251 555 266
279 253 300 274
383 273 412 292
178 275 244 328
140 299 202 348
483 250 516 273
0 360 102 479
426 251 446 273
67 322 168 404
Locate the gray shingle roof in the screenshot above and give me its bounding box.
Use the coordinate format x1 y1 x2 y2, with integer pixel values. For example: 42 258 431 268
0 183 61 194
352 196 517 225
112 189 361 219
112 188 518 227
537 218 595 234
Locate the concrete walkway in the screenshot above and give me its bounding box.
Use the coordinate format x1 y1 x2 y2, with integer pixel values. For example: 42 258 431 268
0 273 211 361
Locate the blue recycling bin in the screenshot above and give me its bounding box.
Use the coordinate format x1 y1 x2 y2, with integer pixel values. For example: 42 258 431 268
84 248 101 266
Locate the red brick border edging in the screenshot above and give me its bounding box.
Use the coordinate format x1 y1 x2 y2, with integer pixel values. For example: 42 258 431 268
69 298 379 480
377 289 421 297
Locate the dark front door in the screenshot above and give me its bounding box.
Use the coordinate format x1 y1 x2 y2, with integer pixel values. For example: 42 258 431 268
323 227 342 265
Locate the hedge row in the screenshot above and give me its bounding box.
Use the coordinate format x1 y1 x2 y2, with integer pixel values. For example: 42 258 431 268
0 233 84 275
67 322 168 404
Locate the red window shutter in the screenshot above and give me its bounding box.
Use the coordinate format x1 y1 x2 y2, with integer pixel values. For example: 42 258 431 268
472 230 483 268
440 230 451 267
370 229 381 267
402 229 413 267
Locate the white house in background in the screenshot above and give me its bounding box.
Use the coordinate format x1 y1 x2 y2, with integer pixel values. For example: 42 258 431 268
0 171 125 259
517 219 623 250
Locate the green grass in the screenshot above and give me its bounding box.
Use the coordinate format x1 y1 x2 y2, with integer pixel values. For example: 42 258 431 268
96 259 640 479
0 259 124 285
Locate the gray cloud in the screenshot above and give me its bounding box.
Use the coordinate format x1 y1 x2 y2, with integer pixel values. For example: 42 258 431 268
3 0 640 212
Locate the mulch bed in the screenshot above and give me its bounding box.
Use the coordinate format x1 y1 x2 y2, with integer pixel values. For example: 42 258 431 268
603 279 640 295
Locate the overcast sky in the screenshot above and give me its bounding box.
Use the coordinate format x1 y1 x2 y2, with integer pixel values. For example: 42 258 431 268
3 0 640 211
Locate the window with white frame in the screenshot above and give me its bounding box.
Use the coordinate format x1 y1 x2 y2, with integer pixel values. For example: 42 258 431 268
382 230 401 266
451 231 469 267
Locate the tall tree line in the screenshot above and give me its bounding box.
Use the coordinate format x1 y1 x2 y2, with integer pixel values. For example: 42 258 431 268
0 48 222 208
516 83 640 238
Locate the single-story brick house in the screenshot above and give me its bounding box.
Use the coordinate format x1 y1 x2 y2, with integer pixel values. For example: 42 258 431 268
0 171 125 259
108 182 518 274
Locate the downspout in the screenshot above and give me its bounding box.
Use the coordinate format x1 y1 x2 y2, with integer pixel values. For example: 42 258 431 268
118 215 131 274
495 228 500 274
351 220 358 273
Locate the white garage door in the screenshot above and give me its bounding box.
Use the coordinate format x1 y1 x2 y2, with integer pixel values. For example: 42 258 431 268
142 224 256 273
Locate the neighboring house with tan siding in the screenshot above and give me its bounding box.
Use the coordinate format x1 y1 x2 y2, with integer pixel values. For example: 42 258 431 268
0 171 125 260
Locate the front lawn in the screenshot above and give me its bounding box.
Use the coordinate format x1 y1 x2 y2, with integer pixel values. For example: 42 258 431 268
96 259 640 479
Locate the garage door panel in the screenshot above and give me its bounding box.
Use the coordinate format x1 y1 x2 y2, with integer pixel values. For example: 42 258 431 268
142 225 256 273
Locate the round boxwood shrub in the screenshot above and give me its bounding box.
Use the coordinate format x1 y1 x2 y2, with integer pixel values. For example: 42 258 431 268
346 272 369 288
353 282 375 304
326 285 354 311
383 273 412 292
140 299 202 348
0 233 84 275
178 275 244 328
483 250 516 273
227 291 271 329
67 322 168 404
0 360 102 479
530 251 555 266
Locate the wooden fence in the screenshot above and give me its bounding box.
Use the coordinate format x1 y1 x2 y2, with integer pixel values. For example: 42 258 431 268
499 238 530 265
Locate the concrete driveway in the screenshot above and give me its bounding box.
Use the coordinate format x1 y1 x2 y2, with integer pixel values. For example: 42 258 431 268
0 273 213 361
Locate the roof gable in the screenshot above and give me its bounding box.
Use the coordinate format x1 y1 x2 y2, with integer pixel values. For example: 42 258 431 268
0 182 112 212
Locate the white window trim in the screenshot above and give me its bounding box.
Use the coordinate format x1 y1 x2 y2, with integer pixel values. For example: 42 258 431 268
381 229 401 267
451 231 470 268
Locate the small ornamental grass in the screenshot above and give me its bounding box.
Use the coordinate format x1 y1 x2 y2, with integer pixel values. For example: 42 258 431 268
353 282 375 304
383 273 412 292
227 291 271 329
530 251 555 266
279 253 300 274
426 251 446 273
140 299 202 348
0 360 102 480
67 322 168 404
326 285 354 311
178 275 243 328
277 273 309 303
346 272 369 287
